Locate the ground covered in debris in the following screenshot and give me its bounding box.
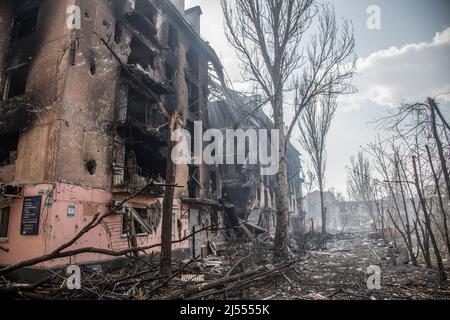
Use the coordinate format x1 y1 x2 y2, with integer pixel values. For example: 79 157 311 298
247 234 450 300
1 233 449 300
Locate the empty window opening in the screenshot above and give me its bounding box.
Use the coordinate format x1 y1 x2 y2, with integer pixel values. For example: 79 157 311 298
128 36 156 71
186 120 195 154
127 87 163 128
0 133 19 166
125 144 167 186
168 24 178 50
3 65 29 100
10 7 39 42
187 80 200 113
165 63 175 82
0 206 11 239
188 165 200 198
122 208 147 236
135 0 157 26
186 47 199 79
121 203 161 236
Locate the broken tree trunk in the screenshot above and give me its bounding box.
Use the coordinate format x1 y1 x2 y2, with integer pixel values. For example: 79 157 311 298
160 111 178 278
412 155 447 282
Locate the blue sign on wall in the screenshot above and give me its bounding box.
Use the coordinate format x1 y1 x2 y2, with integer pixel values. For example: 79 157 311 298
20 196 42 236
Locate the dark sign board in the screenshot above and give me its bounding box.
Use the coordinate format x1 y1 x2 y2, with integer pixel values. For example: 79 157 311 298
20 196 42 236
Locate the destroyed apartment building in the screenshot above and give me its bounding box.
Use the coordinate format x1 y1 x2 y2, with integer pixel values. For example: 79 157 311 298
207 89 305 240
0 0 304 271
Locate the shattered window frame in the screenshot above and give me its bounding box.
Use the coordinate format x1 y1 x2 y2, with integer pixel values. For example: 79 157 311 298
2 64 30 100
121 207 150 237
10 7 39 43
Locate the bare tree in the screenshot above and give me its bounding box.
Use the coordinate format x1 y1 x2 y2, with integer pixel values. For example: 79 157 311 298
221 0 355 256
304 165 317 194
298 94 337 236
160 112 178 278
353 96 450 281
346 151 379 232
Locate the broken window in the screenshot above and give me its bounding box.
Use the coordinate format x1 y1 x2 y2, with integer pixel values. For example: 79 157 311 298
127 87 162 128
127 0 157 40
128 36 156 72
121 203 162 236
0 133 19 166
135 0 157 26
168 24 178 51
187 80 200 113
186 120 196 154
3 65 29 100
188 165 200 198
125 144 166 186
165 63 175 82
0 206 11 239
122 207 148 236
186 47 199 79
10 7 39 42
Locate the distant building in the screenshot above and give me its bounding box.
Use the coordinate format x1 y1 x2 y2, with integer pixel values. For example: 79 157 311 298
305 191 375 232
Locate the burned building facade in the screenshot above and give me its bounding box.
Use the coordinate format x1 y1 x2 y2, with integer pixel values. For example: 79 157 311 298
208 90 305 238
0 0 223 268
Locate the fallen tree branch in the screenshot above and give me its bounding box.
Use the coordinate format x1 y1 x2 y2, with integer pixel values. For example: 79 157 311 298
0 221 222 276
163 259 299 300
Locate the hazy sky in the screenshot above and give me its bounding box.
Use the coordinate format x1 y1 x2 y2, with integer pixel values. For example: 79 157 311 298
185 0 450 195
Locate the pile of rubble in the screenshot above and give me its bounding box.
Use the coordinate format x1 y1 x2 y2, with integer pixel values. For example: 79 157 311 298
1 233 449 300
245 233 450 300
0 239 297 300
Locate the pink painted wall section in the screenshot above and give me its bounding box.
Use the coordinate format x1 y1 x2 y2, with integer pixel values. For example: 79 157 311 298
0 183 190 269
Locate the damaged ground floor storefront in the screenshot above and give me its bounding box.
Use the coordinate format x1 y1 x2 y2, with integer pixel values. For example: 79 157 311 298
0 182 238 277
